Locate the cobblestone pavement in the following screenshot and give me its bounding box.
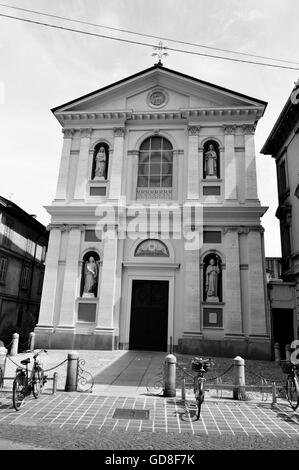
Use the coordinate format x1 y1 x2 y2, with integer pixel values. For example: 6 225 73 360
0 391 298 450
1 349 298 451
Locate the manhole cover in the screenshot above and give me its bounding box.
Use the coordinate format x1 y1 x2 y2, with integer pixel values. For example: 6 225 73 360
112 408 150 420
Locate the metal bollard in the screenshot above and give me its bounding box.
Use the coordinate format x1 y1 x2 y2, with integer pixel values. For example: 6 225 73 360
163 353 176 397
285 344 291 361
52 372 58 394
233 356 246 400
29 332 35 352
10 333 19 356
65 351 79 392
181 377 186 401
274 342 281 363
271 382 277 406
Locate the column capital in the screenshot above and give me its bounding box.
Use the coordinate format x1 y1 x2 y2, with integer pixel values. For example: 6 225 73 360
242 124 256 135
223 226 239 234
62 128 75 138
223 125 236 135
113 127 126 137
64 224 86 232
187 125 200 136
46 223 63 231
80 128 93 138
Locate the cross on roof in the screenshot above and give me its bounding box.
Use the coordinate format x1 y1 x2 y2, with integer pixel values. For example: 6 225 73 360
152 41 168 66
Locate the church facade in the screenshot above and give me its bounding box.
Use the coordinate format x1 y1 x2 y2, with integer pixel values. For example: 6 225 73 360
35 64 271 358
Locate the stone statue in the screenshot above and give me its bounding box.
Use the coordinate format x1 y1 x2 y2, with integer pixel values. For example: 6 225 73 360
205 258 220 301
83 257 98 297
204 144 217 177
94 147 107 179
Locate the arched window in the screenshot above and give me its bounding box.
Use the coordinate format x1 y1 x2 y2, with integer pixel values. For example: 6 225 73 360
92 142 109 180
203 253 222 302
135 239 169 257
203 140 220 179
137 137 173 189
80 251 100 297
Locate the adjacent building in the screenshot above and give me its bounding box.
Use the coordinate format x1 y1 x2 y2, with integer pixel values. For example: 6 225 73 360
261 80 299 352
0 196 48 348
35 63 271 358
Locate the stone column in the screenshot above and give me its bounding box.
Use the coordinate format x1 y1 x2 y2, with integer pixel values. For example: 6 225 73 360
97 229 118 329
37 225 62 327
183 247 201 332
247 228 268 335
187 126 200 200
127 150 139 200
109 127 126 200
243 124 258 200
74 128 92 200
223 227 242 334
223 125 237 200
55 128 75 200
58 225 84 328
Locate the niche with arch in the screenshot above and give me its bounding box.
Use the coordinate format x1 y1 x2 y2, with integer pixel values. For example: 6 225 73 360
203 140 220 179
80 251 100 298
203 252 222 302
91 142 109 180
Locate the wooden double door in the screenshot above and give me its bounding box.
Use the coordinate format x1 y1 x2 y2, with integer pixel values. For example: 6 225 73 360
129 280 169 351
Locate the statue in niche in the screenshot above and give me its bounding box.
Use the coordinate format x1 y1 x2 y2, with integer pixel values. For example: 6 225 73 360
94 146 107 179
83 256 98 297
205 258 220 302
204 144 218 178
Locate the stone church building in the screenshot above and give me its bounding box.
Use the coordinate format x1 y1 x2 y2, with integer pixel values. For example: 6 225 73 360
35 63 271 358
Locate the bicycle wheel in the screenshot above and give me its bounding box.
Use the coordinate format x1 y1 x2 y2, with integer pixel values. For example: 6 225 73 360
12 375 26 411
32 367 44 398
286 376 299 411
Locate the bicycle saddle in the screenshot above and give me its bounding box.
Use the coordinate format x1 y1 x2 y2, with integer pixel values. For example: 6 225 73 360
20 358 30 365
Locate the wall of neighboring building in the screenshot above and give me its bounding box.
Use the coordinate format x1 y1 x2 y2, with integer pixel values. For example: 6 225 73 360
0 206 48 350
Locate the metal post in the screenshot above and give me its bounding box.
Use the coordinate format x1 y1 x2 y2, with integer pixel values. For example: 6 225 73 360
53 372 58 394
271 382 277 406
65 351 79 392
0 345 7 388
10 333 19 356
285 344 291 361
163 353 176 397
233 356 246 400
181 377 186 401
274 342 281 363
29 332 35 352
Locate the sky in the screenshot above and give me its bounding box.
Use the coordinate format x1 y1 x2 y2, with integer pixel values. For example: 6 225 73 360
1 0 299 256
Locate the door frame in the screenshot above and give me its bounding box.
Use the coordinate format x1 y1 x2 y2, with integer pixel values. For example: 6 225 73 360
122 271 175 351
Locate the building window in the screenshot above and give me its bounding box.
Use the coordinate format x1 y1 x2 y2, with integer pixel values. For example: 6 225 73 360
278 160 287 194
26 238 34 255
3 216 14 247
0 257 8 284
37 270 44 294
135 239 169 257
20 265 31 290
84 230 101 242
203 231 222 243
137 137 173 189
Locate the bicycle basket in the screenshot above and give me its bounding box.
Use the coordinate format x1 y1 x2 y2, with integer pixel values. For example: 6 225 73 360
191 359 210 373
280 360 293 374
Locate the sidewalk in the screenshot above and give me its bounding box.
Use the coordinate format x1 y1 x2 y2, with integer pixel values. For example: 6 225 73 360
0 349 298 443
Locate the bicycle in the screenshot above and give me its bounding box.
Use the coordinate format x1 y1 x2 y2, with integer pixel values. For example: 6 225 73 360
280 360 299 411
12 349 47 411
182 356 214 420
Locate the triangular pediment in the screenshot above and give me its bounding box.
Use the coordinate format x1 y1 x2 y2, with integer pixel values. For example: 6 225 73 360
52 65 266 117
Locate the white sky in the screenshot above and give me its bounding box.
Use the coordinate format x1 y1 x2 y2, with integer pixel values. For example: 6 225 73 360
1 0 298 256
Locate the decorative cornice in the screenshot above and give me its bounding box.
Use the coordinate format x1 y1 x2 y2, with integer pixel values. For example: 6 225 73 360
80 128 93 138
223 125 236 135
127 150 139 156
114 127 126 137
62 128 75 138
47 224 85 232
223 225 264 234
188 126 200 136
242 124 256 135
235 146 245 152
240 264 249 270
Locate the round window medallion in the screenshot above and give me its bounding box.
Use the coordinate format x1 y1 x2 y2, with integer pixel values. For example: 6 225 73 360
147 88 168 108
